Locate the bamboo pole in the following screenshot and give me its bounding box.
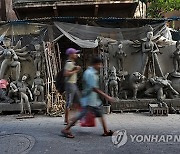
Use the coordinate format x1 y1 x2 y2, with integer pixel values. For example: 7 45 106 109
42 25 66 116
57 43 61 70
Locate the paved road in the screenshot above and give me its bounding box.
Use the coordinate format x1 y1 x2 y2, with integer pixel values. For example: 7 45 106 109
0 113 180 154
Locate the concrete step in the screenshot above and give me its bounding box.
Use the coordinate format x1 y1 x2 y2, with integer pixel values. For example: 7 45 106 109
111 98 180 112
0 102 46 113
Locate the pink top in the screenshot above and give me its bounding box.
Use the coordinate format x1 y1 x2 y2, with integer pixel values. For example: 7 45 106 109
0 79 9 89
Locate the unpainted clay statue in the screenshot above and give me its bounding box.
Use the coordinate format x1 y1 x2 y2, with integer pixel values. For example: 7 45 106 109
10 75 33 114
0 37 20 81
128 72 146 99
97 36 117 52
32 71 45 102
141 27 163 77
108 66 120 98
171 41 180 73
145 75 179 107
0 37 30 81
32 44 42 72
113 42 127 72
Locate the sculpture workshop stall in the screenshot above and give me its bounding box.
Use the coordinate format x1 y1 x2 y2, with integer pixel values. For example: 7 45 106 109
0 18 179 115
54 21 180 113
0 21 65 116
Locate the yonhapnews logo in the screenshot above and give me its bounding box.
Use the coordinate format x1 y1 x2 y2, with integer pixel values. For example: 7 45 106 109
112 129 180 148
112 130 128 148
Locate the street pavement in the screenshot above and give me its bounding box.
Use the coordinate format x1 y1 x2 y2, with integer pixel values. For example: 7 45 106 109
0 112 180 154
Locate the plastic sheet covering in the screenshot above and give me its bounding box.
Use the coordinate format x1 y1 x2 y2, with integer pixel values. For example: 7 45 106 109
54 22 172 48
0 22 48 47
54 22 98 48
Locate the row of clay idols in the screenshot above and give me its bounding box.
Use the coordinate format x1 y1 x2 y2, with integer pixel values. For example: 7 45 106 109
107 66 179 108
0 71 44 114
99 28 180 77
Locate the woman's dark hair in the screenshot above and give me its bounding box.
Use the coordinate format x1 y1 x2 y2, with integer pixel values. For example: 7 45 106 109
91 57 103 65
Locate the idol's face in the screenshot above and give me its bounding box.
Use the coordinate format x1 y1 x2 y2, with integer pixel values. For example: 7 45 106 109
35 44 41 50
118 44 123 49
36 71 40 77
3 39 11 47
22 75 27 81
147 32 153 40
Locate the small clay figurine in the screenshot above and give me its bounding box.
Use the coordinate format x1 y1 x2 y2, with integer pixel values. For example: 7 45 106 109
32 71 45 102
32 44 42 72
10 75 33 114
113 42 127 72
171 41 180 73
108 66 120 98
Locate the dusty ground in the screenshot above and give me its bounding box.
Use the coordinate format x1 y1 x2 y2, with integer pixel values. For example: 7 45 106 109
0 112 180 154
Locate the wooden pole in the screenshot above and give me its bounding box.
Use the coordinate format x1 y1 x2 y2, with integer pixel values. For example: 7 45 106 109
1 0 7 21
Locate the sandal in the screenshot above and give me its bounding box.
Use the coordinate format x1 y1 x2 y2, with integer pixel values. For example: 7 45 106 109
61 130 75 138
102 130 114 136
64 122 68 125
64 122 75 126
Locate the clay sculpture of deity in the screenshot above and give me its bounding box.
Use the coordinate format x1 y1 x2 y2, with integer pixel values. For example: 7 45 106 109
31 44 42 72
10 74 33 114
108 66 120 98
0 37 20 81
131 26 164 78
171 41 180 74
145 75 179 107
0 37 30 81
128 72 147 99
119 72 147 99
141 28 163 77
97 36 117 52
32 71 45 102
113 42 127 72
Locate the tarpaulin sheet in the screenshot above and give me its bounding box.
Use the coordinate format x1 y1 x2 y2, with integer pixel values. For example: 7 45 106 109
54 22 170 48
0 22 47 46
